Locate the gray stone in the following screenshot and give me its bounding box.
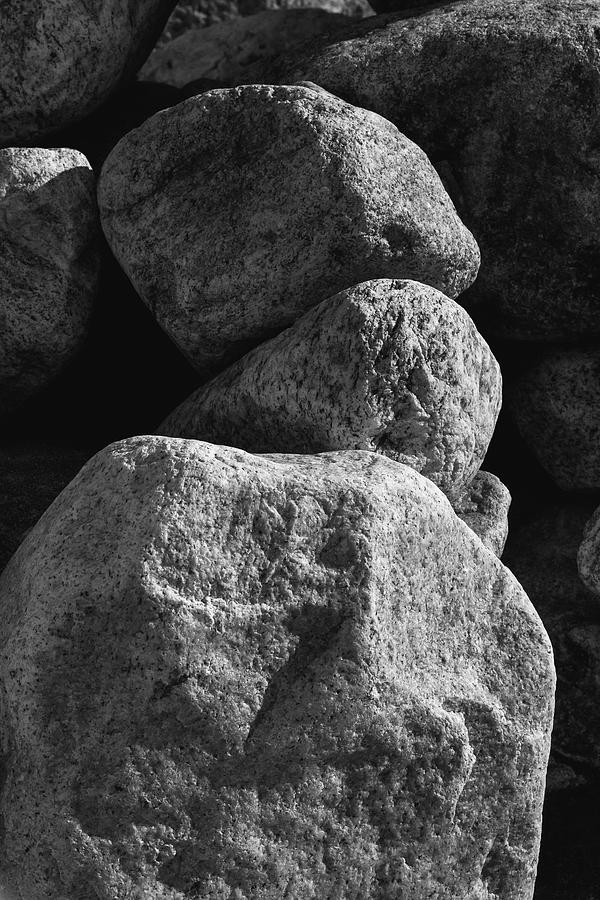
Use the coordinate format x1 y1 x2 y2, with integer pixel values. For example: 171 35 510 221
452 470 511 558
98 83 480 378
577 504 600 596
0 148 100 417
510 349 600 492
140 9 355 88
159 279 501 500
0 0 176 144
267 0 600 340
0 436 553 899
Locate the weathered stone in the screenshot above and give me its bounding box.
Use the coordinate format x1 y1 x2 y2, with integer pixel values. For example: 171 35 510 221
98 83 480 377
0 0 177 144
140 9 355 88
238 0 373 16
577 504 600 596
267 0 600 340
503 502 600 773
510 349 600 492
159 279 500 500
0 148 100 417
0 436 553 899
452 470 510 558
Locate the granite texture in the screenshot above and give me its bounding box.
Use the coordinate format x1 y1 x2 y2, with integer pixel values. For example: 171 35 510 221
0 148 100 417
452 470 511 558
510 349 600 492
577 505 600 596
0 436 553 899
98 83 480 377
0 0 177 144
266 0 600 340
159 279 501 500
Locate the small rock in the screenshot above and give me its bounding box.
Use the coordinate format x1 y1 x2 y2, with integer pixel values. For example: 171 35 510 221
159 278 501 500
577 504 600 596
139 9 355 88
98 83 480 377
0 148 100 417
0 0 176 144
0 436 554 899
452 470 511 557
510 349 600 492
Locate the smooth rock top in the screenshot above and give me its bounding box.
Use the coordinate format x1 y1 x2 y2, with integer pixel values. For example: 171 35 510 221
267 0 600 340
452 470 511 558
0 436 553 899
98 83 480 377
0 148 100 417
0 0 177 144
159 279 501 500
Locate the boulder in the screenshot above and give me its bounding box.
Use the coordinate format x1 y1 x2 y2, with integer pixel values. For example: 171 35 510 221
267 0 600 340
452 470 510 558
139 9 355 88
159 279 501 500
0 0 177 144
0 436 553 899
238 0 373 15
98 83 480 377
577 504 600 596
0 148 100 417
509 349 600 492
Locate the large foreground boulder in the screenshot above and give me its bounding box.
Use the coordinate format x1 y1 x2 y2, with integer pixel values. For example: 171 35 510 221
268 0 600 340
0 437 553 899
0 0 177 144
98 83 480 377
0 148 100 417
159 279 501 500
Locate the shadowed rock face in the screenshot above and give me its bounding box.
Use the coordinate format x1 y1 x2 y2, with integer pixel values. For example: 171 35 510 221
98 83 480 378
266 0 600 340
0 0 177 144
159 279 501 501
0 437 553 899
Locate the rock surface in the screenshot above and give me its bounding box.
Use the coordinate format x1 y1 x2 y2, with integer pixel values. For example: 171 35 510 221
577 504 600 596
159 279 500 500
267 0 600 340
140 9 354 88
0 0 177 144
0 148 100 417
98 83 480 377
0 436 553 899
510 349 600 492
452 470 511 558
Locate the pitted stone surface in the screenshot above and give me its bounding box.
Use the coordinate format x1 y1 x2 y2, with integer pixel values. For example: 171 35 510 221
452 470 510 558
0 148 100 417
578 505 600 596
0 0 177 144
267 0 600 340
159 279 501 500
0 437 553 899
98 83 480 377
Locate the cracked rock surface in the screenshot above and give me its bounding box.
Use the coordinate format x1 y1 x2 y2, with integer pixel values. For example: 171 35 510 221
0 0 177 144
452 470 511 558
0 436 553 899
98 83 480 378
0 148 100 418
159 279 501 500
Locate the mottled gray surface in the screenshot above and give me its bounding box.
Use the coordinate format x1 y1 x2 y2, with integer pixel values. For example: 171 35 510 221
0 148 100 417
266 0 600 340
98 83 480 377
452 470 510 558
510 349 600 492
159 279 500 500
0 0 176 144
140 9 353 87
0 436 553 899
577 505 600 596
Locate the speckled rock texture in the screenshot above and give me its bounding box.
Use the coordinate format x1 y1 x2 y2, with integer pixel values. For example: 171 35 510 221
98 83 480 377
0 0 177 144
510 349 600 492
0 436 553 900
452 470 511 558
159 279 500 500
267 0 600 340
577 505 600 596
504 502 600 774
139 9 353 88
0 148 100 417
